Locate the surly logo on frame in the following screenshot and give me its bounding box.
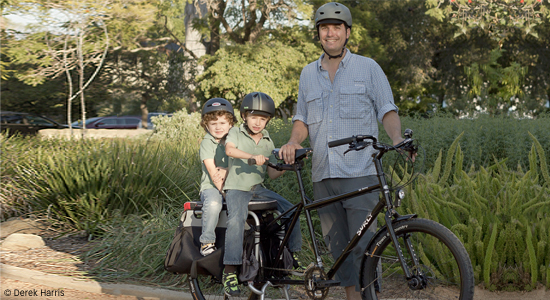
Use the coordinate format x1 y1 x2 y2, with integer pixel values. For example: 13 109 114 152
356 214 373 236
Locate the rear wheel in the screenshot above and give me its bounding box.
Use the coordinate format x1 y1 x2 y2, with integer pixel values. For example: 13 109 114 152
360 218 474 300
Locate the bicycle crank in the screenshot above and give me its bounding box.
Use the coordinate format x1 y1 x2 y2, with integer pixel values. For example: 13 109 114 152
304 266 339 300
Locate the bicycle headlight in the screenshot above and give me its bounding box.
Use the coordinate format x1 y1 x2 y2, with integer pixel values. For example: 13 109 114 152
394 189 405 207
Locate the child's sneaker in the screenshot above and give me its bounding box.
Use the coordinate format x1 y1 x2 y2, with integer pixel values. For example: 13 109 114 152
223 270 241 296
200 243 216 256
292 252 305 270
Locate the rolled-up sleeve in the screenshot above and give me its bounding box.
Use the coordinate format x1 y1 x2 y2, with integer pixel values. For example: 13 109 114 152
292 71 308 124
368 61 398 122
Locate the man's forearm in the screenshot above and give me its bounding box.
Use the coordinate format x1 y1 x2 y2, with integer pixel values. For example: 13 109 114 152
288 120 309 145
382 111 403 144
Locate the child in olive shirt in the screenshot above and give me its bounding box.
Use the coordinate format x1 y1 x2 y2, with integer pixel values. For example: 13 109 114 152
221 92 302 296
198 98 237 256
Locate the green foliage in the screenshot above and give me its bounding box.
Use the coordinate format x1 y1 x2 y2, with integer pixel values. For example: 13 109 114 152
397 133 550 290
3 136 200 235
377 114 550 172
196 39 318 109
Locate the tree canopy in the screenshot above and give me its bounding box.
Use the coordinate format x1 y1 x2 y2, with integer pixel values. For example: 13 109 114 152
1 0 549 122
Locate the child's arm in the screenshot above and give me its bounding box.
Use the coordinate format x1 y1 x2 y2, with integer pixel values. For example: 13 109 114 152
203 159 225 191
225 142 268 166
267 165 285 179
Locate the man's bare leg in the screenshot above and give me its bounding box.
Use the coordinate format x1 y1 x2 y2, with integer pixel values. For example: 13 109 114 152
345 285 362 300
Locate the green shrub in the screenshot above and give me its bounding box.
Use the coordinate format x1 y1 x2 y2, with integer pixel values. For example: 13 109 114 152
397 134 550 290
5 137 200 235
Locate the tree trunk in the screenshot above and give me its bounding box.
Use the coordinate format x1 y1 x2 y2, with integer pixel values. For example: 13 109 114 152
141 93 149 128
184 0 208 111
185 0 207 58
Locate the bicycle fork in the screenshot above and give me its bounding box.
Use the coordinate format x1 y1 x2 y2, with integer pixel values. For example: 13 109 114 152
375 156 425 289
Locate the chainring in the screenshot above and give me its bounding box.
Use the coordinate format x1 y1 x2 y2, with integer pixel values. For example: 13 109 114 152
304 266 329 300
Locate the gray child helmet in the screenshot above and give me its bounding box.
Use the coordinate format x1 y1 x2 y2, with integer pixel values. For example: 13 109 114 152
314 2 352 59
202 98 235 118
240 92 276 118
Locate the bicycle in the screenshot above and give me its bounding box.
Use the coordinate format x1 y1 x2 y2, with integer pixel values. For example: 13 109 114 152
179 129 475 300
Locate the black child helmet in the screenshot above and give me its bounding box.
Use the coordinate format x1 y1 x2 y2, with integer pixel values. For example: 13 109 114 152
240 92 276 118
202 98 235 117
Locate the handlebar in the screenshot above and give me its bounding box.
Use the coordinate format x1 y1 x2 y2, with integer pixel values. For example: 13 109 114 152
247 157 295 171
328 129 417 155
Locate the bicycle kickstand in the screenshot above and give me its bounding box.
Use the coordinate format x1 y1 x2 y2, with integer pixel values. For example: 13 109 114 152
247 281 291 300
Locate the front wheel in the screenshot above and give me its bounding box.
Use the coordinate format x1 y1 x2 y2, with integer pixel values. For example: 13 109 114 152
360 218 474 300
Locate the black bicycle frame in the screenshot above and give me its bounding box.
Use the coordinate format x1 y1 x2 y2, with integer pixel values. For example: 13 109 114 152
267 149 417 283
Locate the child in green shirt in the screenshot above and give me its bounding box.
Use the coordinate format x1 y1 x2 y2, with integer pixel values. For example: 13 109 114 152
221 92 302 296
198 98 237 256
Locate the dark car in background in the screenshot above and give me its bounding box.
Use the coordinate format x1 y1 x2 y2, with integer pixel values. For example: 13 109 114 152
71 117 103 128
1 111 67 136
86 116 143 129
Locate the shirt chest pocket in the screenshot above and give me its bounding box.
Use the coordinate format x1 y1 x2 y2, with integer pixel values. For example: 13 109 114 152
339 86 369 119
305 92 323 125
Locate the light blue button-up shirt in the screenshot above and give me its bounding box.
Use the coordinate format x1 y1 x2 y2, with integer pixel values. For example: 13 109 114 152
292 50 398 182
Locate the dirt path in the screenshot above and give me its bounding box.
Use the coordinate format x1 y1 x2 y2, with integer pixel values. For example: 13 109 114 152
0 277 148 300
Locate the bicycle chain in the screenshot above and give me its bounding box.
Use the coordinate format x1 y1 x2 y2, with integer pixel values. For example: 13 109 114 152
259 263 329 300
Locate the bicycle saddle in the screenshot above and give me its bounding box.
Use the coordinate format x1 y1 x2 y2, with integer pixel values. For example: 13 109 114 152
272 148 313 161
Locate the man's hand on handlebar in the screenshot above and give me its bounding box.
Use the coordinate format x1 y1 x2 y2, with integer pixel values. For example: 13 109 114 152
392 137 417 162
279 142 303 164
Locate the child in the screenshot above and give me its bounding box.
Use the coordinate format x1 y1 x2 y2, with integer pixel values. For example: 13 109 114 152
198 98 237 256
221 92 303 296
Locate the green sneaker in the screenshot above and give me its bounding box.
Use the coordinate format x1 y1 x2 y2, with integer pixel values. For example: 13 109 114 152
292 252 305 270
223 270 241 296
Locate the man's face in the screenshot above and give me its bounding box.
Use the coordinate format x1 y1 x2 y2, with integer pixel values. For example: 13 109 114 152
245 113 269 134
318 23 350 56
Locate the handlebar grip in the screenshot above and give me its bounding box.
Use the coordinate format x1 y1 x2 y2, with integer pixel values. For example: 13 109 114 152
247 158 257 166
328 137 356 148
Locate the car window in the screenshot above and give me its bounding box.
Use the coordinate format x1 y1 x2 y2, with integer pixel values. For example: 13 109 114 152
1 115 25 124
101 119 118 125
125 118 140 125
26 115 56 126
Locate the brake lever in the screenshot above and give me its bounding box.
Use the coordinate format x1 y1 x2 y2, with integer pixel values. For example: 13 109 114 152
343 142 371 156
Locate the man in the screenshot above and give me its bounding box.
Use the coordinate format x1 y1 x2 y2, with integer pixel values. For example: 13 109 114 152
279 2 408 300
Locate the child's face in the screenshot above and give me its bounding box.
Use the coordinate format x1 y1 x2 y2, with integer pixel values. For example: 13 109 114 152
245 114 269 134
206 115 232 140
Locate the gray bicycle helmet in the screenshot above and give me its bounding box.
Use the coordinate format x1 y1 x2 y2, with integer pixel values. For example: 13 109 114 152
240 92 276 118
315 2 352 29
314 2 352 60
202 98 235 117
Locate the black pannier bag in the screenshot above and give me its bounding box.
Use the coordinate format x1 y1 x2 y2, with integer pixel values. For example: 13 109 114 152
164 203 227 281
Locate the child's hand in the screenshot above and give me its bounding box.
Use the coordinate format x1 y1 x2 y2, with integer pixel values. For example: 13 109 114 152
211 168 225 184
216 167 228 180
250 155 268 166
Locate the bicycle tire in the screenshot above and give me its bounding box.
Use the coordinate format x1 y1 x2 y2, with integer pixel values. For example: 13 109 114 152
360 218 475 300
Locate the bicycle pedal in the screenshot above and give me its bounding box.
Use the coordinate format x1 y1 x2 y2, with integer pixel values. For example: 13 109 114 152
315 279 340 288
